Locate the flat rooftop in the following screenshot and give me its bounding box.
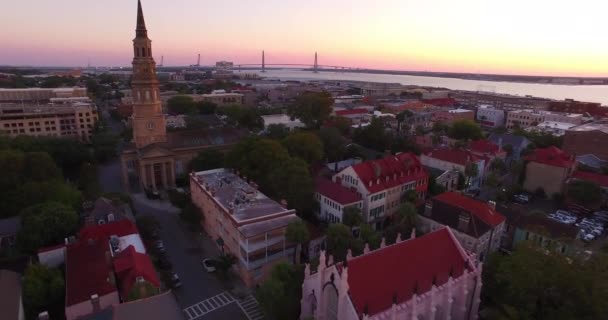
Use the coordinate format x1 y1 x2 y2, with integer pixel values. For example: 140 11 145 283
569 120 608 134
192 169 296 228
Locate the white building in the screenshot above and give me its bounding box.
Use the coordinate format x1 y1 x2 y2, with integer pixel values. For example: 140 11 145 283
300 228 482 320
261 114 306 131
526 121 577 136
315 177 363 224
476 105 505 128
420 149 485 190
506 109 583 129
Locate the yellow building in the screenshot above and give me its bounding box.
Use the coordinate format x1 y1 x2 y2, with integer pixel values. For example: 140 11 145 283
0 88 87 102
0 102 98 142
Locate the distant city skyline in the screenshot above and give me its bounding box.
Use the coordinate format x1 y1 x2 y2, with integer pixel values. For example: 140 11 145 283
2 0 608 77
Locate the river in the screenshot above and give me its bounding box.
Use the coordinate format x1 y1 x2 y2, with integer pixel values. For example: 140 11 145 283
236 69 608 105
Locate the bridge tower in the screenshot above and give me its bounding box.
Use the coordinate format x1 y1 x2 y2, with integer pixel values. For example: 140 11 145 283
313 52 319 73
262 50 266 73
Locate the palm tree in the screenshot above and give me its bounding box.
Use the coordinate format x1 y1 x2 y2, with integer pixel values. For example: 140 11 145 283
285 220 310 265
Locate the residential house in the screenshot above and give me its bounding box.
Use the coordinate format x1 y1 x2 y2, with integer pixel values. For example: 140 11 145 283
575 154 607 172
78 291 184 320
300 228 482 320
315 177 363 224
523 147 576 197
334 153 429 229
421 148 485 190
424 166 460 192
0 217 20 252
113 246 160 302
418 192 506 261
0 270 24 320
512 214 580 255
261 114 305 132
83 197 134 227
432 108 475 125
476 105 505 128
487 133 532 162
190 169 301 287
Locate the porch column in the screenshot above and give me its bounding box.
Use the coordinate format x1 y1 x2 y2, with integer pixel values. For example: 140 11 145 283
161 162 168 189
150 163 157 191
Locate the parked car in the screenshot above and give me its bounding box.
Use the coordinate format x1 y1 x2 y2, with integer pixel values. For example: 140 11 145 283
202 258 217 273
513 194 531 204
170 272 182 288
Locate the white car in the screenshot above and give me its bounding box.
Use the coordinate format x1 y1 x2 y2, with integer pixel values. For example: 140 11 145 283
202 259 216 273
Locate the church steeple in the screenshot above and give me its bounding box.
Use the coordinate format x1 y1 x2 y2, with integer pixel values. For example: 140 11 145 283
136 0 148 38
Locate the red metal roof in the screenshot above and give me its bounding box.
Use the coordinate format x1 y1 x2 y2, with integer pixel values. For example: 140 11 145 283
79 220 139 243
315 177 361 205
65 240 117 306
423 148 481 166
571 170 608 188
434 192 506 227
350 153 428 194
113 245 160 299
347 228 471 317
335 109 369 116
525 146 574 168
469 139 500 155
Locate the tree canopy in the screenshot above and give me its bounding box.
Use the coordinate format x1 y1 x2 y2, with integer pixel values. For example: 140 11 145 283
342 206 363 227
282 132 324 165
189 149 225 172
289 92 333 129
318 127 347 162
18 202 79 253
448 120 483 141
567 180 602 206
256 263 304 320
23 264 65 320
167 95 197 114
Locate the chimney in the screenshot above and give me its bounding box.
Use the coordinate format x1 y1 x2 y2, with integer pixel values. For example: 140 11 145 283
488 200 496 210
91 294 100 312
38 311 50 320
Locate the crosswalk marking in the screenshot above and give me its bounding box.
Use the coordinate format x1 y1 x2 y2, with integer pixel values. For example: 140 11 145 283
183 292 236 320
236 295 265 320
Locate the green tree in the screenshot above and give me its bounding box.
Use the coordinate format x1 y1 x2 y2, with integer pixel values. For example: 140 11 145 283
265 124 289 140
464 162 479 189
167 95 196 114
331 116 352 135
282 132 324 165
396 110 414 133
189 149 225 172
359 223 381 250
326 224 352 261
180 203 203 231
289 92 333 129
318 127 347 162
127 281 158 301
196 101 217 114
226 138 291 187
268 157 314 215
286 220 310 265
397 202 417 228
402 189 418 204
23 264 65 320
567 180 602 205
352 118 393 152
502 144 514 157
490 158 507 174
18 202 79 253
448 120 483 141
136 215 161 240
428 175 446 196
485 173 501 188
78 162 101 199
342 206 363 227
256 263 304 320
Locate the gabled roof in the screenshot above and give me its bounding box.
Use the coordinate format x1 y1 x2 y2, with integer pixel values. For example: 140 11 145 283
113 246 159 300
429 192 506 238
423 148 481 166
348 153 428 194
571 170 608 188
66 240 117 306
315 177 361 205
346 228 472 317
469 139 501 155
526 146 574 168
79 220 139 243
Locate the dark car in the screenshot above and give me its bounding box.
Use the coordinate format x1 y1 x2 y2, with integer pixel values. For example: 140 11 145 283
513 193 531 204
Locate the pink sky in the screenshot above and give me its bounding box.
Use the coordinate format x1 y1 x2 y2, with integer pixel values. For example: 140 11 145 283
2 0 608 77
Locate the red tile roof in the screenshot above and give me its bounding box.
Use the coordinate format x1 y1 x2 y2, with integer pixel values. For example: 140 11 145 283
469 139 500 155
571 170 608 188
79 220 139 243
113 245 160 299
421 98 457 107
335 109 369 116
423 148 481 166
434 192 506 227
347 228 471 317
526 146 574 168
65 240 116 306
315 177 361 205
349 153 428 194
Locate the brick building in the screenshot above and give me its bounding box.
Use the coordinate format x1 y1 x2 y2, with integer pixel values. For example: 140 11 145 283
563 121 608 161
523 147 576 196
548 99 608 118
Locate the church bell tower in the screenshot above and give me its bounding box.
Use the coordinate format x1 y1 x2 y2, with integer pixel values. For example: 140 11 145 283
131 0 167 149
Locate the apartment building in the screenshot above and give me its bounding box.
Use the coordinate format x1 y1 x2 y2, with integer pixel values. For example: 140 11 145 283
333 153 428 229
476 105 505 128
0 87 87 102
506 109 583 129
190 169 300 287
0 102 99 142
451 91 550 111
200 92 244 106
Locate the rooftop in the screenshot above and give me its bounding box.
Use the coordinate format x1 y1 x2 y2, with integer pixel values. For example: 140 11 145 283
261 114 304 125
571 170 608 188
423 148 481 166
335 108 369 116
469 139 501 155
65 240 116 306
346 228 473 317
315 177 361 205
192 169 299 236
568 120 608 134
113 245 159 299
525 146 575 168
348 153 427 194
79 220 139 244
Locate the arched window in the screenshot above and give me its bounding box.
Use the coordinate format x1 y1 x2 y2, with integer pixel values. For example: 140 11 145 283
323 284 338 320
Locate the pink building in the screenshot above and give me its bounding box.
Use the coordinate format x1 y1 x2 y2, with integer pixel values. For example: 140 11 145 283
300 228 482 320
